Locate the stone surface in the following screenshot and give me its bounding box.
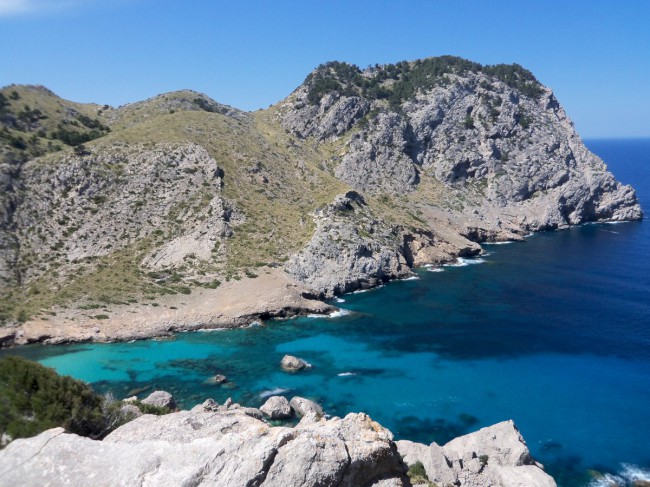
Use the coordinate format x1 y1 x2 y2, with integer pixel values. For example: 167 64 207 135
260 395 293 420
280 354 310 372
289 396 324 418
397 420 556 487
0 407 409 487
141 390 176 410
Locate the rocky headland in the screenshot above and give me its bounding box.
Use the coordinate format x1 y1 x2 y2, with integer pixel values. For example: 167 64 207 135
0 394 557 487
0 56 642 345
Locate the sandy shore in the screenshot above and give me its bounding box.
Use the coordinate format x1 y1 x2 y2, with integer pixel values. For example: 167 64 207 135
0 267 335 347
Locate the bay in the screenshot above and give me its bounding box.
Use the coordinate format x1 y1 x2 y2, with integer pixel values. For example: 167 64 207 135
3 138 649 487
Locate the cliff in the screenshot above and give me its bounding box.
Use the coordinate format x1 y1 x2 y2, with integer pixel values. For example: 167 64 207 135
0 56 642 341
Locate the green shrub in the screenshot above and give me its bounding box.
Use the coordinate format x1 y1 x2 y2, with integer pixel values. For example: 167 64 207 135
407 461 434 485
0 357 106 442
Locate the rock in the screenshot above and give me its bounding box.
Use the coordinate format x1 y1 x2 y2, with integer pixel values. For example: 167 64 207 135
290 396 324 418
396 420 556 487
141 390 176 410
122 396 137 403
213 374 227 384
0 408 409 487
119 404 142 420
284 192 416 298
443 419 531 467
260 395 293 420
280 354 310 372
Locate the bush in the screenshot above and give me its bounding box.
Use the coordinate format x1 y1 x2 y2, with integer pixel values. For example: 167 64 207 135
407 461 432 485
0 356 106 442
0 357 173 448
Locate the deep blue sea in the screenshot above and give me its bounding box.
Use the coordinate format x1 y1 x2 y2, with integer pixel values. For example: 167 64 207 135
3 139 649 487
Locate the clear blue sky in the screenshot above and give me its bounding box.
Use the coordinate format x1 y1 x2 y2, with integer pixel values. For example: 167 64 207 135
1 0 649 138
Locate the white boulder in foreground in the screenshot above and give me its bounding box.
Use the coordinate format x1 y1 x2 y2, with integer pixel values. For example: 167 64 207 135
397 420 557 487
0 402 555 487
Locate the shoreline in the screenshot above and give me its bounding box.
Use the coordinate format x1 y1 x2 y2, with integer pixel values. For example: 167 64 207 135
1 218 636 350
0 267 336 348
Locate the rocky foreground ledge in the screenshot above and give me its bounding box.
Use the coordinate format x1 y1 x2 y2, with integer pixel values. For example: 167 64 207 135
0 397 556 487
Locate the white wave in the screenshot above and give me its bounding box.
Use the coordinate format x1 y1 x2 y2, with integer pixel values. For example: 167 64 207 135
483 240 514 245
401 276 421 281
352 288 370 294
427 267 444 273
588 473 626 487
308 309 351 319
329 309 351 318
602 230 620 234
445 257 485 267
196 327 226 332
338 372 357 377
335 297 346 303
620 463 650 483
588 464 650 486
247 321 262 328
259 387 291 398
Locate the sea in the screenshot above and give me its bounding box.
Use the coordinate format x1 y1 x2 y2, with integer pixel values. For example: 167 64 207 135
2 138 649 487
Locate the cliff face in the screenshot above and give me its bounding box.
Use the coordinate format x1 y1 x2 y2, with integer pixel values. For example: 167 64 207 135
0 56 642 330
279 60 640 228
278 59 641 296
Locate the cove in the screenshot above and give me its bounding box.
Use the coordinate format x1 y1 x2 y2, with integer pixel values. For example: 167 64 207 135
3 139 650 487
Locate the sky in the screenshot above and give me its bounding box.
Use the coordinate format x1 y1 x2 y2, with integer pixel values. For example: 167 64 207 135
1 0 649 138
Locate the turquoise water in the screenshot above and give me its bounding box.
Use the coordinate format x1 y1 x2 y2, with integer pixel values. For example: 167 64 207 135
2 139 650 486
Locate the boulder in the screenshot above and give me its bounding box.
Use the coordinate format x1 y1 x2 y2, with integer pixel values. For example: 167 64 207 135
396 420 556 487
141 390 176 410
290 396 324 418
280 354 310 372
260 395 293 419
119 404 143 420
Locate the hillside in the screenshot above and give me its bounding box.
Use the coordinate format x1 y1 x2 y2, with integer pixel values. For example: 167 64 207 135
0 56 642 344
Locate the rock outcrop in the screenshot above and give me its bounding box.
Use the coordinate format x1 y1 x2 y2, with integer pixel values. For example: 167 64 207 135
275 58 642 297
0 404 409 487
0 400 557 487
396 420 556 487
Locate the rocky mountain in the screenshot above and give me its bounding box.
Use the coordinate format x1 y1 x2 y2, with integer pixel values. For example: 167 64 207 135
0 397 556 486
0 56 642 339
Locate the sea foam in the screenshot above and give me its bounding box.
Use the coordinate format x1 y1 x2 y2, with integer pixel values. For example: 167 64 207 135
588 464 650 487
259 387 292 398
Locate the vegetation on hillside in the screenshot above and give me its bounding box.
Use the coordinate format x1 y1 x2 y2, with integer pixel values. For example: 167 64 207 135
0 356 169 447
0 85 111 164
305 56 544 106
